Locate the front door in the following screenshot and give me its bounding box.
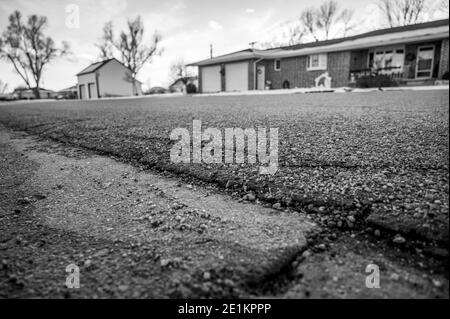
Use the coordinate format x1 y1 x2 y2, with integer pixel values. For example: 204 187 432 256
257 65 265 90
88 82 97 99
79 84 85 100
416 45 435 79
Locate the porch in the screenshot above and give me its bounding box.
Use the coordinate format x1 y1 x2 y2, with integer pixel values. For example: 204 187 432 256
348 40 445 86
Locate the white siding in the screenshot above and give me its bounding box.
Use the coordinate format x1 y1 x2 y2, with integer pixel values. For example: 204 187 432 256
97 59 141 97
76 59 142 100
77 73 97 100
201 66 221 93
225 62 249 92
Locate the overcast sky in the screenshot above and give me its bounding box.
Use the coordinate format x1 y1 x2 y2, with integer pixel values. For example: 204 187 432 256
0 0 446 91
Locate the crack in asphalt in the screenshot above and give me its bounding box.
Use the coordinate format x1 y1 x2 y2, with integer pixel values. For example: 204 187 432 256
0 127 318 298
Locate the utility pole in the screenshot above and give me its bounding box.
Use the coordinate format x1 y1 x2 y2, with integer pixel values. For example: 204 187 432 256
249 41 257 49
210 44 213 59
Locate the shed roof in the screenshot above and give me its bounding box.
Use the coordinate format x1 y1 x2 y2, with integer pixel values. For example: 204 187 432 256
76 59 115 76
76 58 144 83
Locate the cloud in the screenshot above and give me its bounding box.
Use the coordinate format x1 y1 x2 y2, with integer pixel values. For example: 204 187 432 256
0 0 384 92
361 3 385 30
208 20 224 31
99 0 128 19
141 11 183 34
231 9 275 39
174 0 186 10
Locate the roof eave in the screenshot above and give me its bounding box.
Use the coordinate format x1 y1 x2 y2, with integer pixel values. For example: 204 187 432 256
188 55 262 67
76 71 93 76
188 22 449 66
272 30 449 59
189 27 449 66
76 59 113 76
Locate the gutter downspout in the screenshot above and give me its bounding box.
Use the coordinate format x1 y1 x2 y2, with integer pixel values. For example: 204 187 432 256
95 72 100 99
253 58 264 90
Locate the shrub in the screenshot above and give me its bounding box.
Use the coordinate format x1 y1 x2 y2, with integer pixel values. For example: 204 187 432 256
186 83 197 94
356 75 399 88
442 72 449 80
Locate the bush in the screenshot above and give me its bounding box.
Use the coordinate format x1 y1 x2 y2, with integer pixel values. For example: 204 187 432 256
442 72 449 80
356 75 399 88
186 83 197 94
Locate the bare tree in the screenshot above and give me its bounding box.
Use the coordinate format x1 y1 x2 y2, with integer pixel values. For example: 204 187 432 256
0 11 69 99
316 0 340 40
98 16 162 94
258 21 306 49
96 22 114 60
276 22 307 46
285 24 306 45
0 80 8 94
259 0 355 47
378 0 427 27
256 39 282 50
301 8 320 42
440 0 449 14
298 1 355 42
339 8 355 37
169 59 187 82
169 59 195 92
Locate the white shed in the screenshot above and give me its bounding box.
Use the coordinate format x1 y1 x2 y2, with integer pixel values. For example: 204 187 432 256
76 58 143 100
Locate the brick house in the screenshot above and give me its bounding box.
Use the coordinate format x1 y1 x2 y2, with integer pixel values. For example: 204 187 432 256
189 19 449 93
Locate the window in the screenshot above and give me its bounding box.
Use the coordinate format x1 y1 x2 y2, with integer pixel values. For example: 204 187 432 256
369 46 405 73
384 51 393 68
368 52 374 68
307 54 327 71
274 59 281 71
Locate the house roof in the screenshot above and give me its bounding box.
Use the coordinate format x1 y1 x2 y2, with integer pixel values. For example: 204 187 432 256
168 76 198 88
76 58 114 76
280 19 449 51
13 87 54 93
13 87 28 92
189 19 449 66
58 85 78 93
76 58 144 84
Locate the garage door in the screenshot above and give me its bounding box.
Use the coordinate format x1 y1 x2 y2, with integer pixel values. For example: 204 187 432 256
225 62 249 92
201 66 221 93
